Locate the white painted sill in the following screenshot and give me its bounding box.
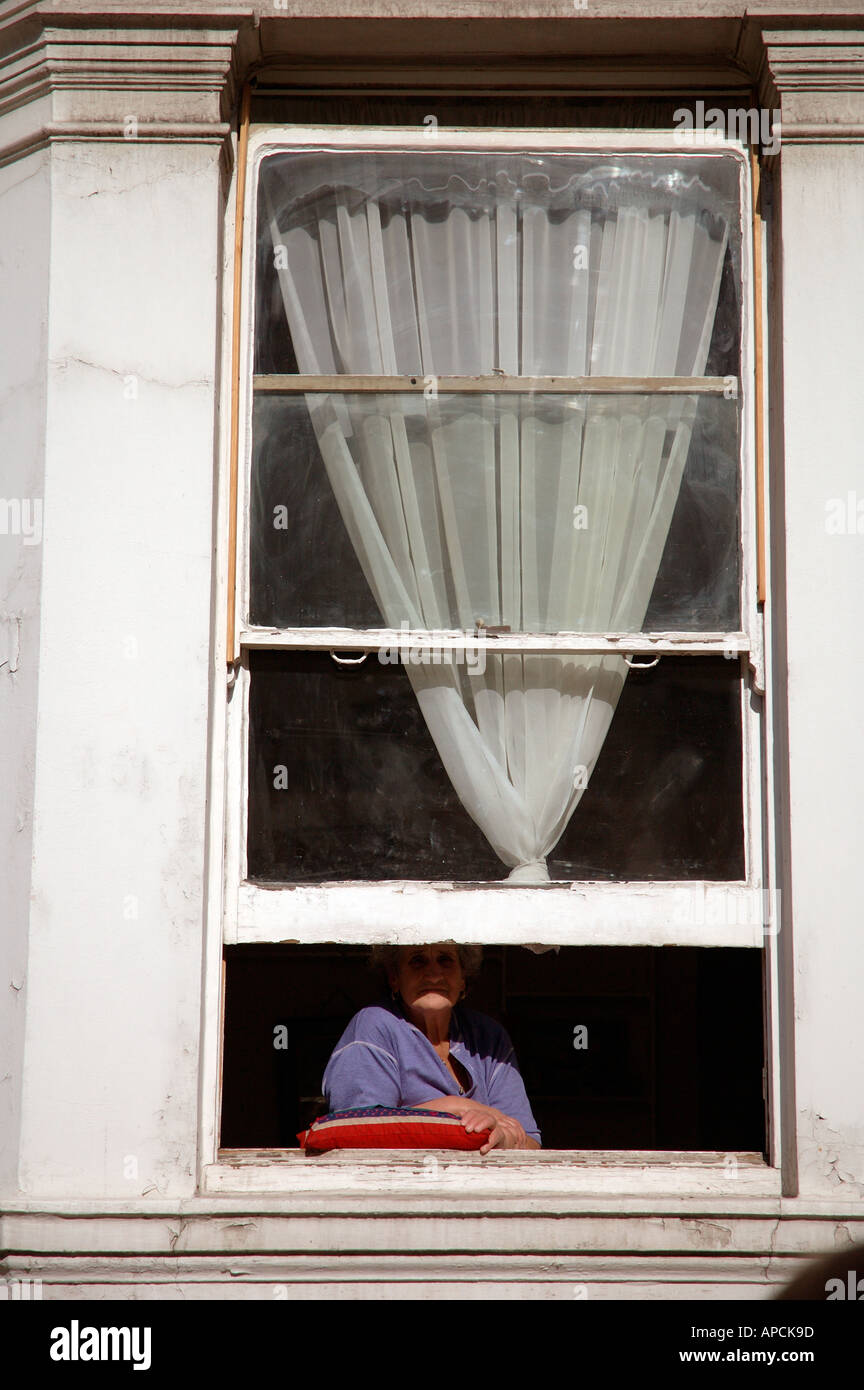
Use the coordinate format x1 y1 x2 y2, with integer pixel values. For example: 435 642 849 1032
205 1149 780 1197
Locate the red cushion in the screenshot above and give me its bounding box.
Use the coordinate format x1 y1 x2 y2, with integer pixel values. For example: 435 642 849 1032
298 1106 490 1152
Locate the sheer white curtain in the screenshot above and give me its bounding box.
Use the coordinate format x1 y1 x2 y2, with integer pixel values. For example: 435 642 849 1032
265 164 728 881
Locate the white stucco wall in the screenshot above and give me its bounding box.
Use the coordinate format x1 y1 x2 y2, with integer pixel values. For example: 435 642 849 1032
0 147 49 1193
775 140 864 1198
14 138 225 1198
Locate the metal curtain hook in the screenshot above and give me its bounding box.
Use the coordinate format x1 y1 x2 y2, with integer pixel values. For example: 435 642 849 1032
329 650 368 666
623 654 661 670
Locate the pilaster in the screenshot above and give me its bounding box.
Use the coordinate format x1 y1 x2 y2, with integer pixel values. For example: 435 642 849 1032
756 27 864 1200
0 9 247 1199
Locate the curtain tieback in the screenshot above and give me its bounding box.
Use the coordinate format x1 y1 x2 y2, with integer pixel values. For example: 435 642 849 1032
505 859 550 885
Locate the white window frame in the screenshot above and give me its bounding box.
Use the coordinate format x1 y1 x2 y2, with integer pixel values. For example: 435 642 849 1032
205 125 779 1191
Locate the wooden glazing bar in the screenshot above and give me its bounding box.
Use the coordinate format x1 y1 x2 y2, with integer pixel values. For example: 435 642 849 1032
253 373 735 395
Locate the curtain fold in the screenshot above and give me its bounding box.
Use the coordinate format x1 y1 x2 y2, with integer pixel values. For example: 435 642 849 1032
264 161 728 881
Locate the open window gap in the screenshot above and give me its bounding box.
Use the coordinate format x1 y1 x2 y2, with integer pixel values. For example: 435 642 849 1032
220 944 766 1155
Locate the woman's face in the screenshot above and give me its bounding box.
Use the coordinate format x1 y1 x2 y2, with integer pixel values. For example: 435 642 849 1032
389 944 465 1018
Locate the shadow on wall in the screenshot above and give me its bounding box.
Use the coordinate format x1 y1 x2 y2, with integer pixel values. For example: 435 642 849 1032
776 1244 864 1300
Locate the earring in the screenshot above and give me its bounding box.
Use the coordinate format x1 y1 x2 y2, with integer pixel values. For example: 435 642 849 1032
459 986 467 999
391 988 399 1000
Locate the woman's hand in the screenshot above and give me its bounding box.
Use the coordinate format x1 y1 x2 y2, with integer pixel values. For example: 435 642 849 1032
459 1103 533 1153
411 1096 540 1152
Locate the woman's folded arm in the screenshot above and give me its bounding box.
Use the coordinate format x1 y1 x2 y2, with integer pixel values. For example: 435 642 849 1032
409 1096 540 1150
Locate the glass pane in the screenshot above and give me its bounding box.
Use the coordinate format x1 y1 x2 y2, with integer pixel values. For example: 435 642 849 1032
247 653 744 882
256 148 741 381
250 391 740 632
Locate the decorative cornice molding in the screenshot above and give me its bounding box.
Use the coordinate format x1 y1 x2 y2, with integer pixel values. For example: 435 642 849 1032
774 122 864 144
5 10 864 161
0 23 246 115
0 13 256 165
0 118 232 169
762 30 864 92
751 30 864 140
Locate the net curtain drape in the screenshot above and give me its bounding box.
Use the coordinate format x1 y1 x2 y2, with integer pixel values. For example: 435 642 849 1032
264 164 728 882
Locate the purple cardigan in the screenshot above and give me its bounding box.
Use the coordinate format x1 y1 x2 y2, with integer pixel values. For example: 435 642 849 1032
322 998 541 1144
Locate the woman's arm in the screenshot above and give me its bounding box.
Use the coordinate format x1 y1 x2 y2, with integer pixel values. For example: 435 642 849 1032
322 1010 402 1111
408 1095 479 1117
409 1096 540 1152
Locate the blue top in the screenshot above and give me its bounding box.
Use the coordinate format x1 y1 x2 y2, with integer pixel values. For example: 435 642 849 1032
322 999 541 1145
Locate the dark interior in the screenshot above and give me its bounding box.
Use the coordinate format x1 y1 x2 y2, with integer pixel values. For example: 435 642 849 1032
221 944 765 1153
246 652 745 884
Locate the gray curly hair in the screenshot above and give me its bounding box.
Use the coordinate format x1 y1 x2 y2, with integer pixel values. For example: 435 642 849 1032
370 942 483 979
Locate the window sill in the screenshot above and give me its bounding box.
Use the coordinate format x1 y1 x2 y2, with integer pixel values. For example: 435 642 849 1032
205 1148 780 1198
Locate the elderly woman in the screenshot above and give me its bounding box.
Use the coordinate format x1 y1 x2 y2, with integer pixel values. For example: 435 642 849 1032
322 943 541 1152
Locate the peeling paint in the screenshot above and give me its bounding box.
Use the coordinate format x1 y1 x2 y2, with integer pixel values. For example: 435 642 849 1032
680 1220 734 1249
799 1112 864 1198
